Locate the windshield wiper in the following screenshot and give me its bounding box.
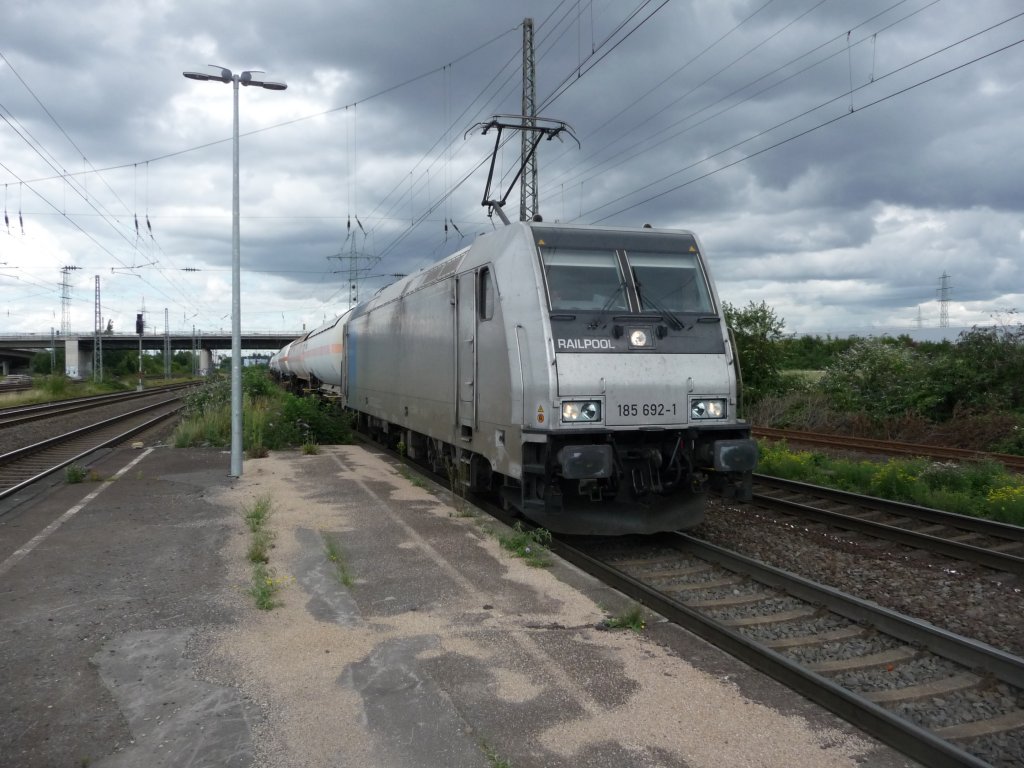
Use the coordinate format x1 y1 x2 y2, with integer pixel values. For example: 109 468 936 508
635 280 684 330
586 282 627 329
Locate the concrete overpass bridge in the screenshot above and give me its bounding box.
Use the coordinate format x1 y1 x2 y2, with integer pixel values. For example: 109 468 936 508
0 331 302 378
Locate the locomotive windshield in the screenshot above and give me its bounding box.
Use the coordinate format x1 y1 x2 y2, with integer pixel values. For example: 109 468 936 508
536 227 714 314
542 248 629 312
630 251 713 313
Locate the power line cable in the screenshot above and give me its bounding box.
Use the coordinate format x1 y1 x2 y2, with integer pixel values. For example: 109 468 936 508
547 0 939 194
584 33 1024 222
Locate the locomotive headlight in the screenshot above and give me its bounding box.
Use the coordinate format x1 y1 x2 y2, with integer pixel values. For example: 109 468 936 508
562 400 602 423
629 328 649 347
690 398 726 419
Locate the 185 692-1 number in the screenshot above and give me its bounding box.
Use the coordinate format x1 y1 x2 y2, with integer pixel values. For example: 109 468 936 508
616 402 677 417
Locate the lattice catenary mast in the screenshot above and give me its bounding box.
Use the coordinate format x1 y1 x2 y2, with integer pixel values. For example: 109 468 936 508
937 272 952 328
520 17 538 222
60 265 81 335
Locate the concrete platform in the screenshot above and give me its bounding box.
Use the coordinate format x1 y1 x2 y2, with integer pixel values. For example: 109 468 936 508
0 441 923 768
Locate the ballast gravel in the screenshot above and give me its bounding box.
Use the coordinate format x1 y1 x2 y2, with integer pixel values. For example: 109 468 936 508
695 498 1024 768
738 614 850 642
782 634 902 665
831 656 964 693
695 500 1024 658
702 595 808 622
894 686 1021 729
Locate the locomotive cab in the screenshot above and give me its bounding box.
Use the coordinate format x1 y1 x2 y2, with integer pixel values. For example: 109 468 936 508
508 223 757 535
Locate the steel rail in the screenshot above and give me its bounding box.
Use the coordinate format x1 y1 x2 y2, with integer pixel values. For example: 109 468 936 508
753 426 1024 471
0 383 193 427
550 532 1012 768
751 477 1024 576
0 399 182 503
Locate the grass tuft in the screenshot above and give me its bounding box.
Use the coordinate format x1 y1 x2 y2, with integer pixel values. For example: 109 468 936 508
497 522 552 567
247 529 273 564
479 740 511 768
65 464 88 484
242 496 283 609
249 562 283 610
602 604 647 632
244 495 272 532
322 532 354 587
398 467 427 488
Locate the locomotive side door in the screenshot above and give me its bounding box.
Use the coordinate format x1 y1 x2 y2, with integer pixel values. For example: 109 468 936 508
455 271 477 440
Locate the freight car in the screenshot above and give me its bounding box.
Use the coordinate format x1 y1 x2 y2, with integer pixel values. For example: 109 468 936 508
272 220 756 535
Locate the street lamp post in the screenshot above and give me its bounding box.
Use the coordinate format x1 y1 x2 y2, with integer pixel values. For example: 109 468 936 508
183 66 286 478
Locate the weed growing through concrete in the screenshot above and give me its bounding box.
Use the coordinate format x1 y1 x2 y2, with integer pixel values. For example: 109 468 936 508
65 464 88 484
302 441 320 455
243 496 282 609
498 522 552 567
444 457 476 517
249 562 284 610
398 467 428 488
479 740 511 768
244 495 272 532
247 529 273 564
444 457 463 500
602 604 647 632
321 532 354 587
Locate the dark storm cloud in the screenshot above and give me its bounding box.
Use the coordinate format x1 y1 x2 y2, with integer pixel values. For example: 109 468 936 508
2 0 1022 337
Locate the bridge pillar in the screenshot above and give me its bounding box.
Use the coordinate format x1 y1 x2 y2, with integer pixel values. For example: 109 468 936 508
200 348 213 376
64 337 81 379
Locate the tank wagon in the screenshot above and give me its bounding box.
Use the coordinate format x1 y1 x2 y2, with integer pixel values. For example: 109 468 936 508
276 220 756 535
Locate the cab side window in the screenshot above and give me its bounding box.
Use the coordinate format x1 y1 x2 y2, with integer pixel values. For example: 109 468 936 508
479 267 494 321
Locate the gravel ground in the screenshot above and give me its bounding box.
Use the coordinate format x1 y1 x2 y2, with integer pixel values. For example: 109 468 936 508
694 499 1024 657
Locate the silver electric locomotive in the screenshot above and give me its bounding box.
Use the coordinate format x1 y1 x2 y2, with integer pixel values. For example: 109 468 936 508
279 219 756 535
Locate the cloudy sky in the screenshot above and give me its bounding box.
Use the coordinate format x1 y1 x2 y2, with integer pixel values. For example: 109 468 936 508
2 0 1022 343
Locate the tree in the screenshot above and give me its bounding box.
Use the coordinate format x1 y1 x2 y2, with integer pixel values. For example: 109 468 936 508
722 300 785 405
31 349 64 375
929 318 1024 415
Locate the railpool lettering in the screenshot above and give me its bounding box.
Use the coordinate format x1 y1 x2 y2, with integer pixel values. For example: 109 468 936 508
557 338 615 350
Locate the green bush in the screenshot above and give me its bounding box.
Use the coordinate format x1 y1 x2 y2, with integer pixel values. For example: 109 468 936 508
819 340 941 419
992 425 1024 456
755 441 823 483
279 395 353 445
173 374 354 450
868 460 925 501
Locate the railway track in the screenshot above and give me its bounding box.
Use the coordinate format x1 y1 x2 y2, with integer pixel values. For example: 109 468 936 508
0 383 193 429
751 475 1024 576
556 532 1024 768
753 426 1024 472
0 396 184 505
